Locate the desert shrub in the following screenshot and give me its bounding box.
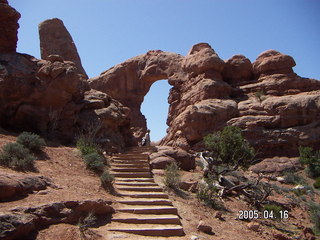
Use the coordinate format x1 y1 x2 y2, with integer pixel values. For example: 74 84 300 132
204 126 255 176
299 146 320 178
197 178 223 209
308 201 320 235
16 132 45 152
76 136 102 156
100 170 115 193
314 177 320 189
270 184 291 194
83 152 105 173
284 171 306 185
0 142 35 171
163 162 180 189
255 90 266 103
264 204 283 220
78 212 97 229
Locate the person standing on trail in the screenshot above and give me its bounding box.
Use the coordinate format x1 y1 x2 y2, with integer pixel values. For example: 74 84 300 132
142 129 151 146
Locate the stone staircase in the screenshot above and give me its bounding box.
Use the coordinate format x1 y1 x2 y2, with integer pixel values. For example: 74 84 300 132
107 146 185 238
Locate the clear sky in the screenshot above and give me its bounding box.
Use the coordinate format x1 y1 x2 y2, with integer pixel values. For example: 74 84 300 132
10 0 320 141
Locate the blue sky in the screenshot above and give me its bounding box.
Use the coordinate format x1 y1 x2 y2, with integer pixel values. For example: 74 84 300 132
10 0 320 141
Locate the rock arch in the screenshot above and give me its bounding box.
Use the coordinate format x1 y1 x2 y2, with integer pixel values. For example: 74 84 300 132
88 43 234 147
88 43 320 157
89 49 185 143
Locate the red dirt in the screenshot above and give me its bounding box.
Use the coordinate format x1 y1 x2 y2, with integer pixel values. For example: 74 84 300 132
0 131 319 240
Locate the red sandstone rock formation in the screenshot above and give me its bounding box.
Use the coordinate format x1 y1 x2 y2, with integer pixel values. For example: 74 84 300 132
88 50 185 144
0 4 130 151
0 0 20 53
89 43 320 157
39 18 88 78
1 0 319 157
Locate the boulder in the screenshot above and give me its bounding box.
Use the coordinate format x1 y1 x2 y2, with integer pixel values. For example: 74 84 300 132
39 18 88 78
249 157 301 175
197 221 213 234
223 54 253 84
252 50 296 76
150 146 195 171
246 222 260 232
183 42 225 76
150 156 175 169
0 174 54 201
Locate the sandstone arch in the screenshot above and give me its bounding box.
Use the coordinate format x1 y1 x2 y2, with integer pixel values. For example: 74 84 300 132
88 43 234 146
88 43 320 157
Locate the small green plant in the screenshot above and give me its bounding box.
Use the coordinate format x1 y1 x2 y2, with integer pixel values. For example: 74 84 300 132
163 162 180 189
197 179 223 209
0 142 35 171
16 132 45 152
284 171 306 185
314 177 320 189
83 152 105 173
100 170 115 193
299 146 320 178
76 136 102 156
264 204 283 220
78 212 97 240
78 212 97 229
255 90 266 103
308 201 320 235
293 188 307 197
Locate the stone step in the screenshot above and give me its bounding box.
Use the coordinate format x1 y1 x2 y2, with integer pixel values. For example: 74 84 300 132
118 205 178 215
114 153 149 158
110 172 152 178
115 185 163 192
112 163 149 168
112 159 149 164
112 213 181 224
111 167 150 173
115 182 158 187
118 198 173 206
114 177 154 182
118 191 169 199
108 223 185 237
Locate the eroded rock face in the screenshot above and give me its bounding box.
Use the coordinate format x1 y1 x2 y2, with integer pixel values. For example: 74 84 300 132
39 18 88 78
0 52 130 151
89 43 320 157
0 0 20 53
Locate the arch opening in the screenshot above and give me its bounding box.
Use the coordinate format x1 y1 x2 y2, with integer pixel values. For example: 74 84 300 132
141 79 171 144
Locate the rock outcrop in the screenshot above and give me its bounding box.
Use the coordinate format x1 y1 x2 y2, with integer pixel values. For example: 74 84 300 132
89 43 320 157
0 0 20 53
39 18 88 78
0 174 55 201
0 199 114 240
0 4 131 151
150 146 195 171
